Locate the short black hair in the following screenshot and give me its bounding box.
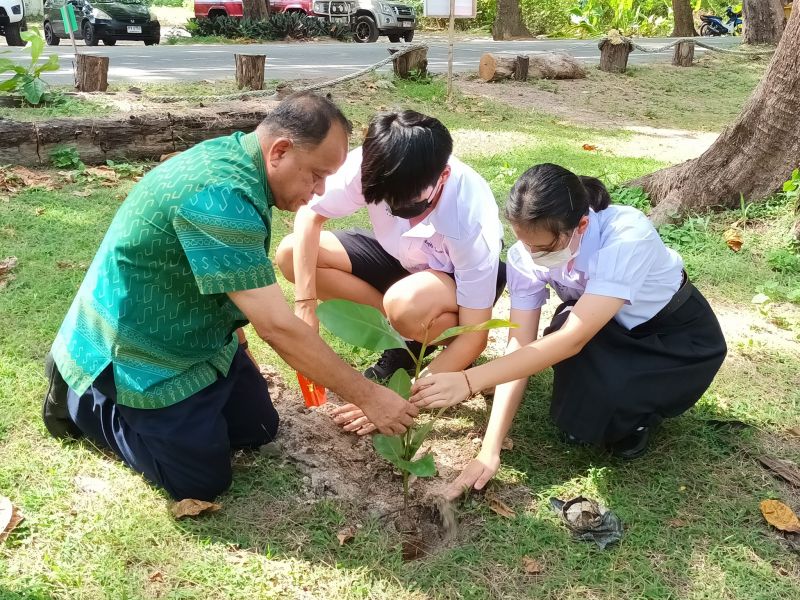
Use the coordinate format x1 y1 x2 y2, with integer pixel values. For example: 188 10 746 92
258 91 352 147
361 110 453 207
506 163 611 238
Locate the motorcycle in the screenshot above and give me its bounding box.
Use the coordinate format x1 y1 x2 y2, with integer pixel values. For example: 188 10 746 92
699 6 743 36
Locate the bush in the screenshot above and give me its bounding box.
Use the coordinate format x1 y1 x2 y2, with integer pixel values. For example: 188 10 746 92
148 0 186 7
186 13 351 41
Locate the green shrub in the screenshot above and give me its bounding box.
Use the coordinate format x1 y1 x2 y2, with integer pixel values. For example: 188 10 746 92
187 13 351 41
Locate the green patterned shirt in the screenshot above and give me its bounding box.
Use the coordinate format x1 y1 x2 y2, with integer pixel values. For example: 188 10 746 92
51 131 275 409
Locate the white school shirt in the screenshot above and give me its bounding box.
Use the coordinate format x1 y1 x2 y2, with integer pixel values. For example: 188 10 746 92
507 205 684 329
308 147 504 310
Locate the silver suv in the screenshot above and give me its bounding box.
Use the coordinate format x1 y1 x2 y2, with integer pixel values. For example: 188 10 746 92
313 0 416 43
0 0 27 46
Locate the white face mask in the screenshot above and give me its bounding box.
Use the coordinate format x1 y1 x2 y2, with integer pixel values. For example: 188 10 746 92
528 230 581 269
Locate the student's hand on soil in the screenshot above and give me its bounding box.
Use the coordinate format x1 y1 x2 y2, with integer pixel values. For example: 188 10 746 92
445 450 501 501
410 372 470 409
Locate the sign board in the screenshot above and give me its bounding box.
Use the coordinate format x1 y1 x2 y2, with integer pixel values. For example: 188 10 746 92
423 0 476 18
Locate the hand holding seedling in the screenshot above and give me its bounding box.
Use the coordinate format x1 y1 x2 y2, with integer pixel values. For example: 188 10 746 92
410 372 472 409
357 389 418 436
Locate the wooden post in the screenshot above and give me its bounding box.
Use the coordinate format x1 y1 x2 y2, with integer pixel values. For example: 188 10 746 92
446 0 456 99
514 54 530 81
234 54 266 90
672 40 695 67
75 55 109 92
598 35 633 73
388 46 428 79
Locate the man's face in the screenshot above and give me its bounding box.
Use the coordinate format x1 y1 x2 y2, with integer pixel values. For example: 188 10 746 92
264 123 348 212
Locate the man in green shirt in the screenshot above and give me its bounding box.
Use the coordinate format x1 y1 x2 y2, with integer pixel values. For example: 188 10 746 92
43 92 418 501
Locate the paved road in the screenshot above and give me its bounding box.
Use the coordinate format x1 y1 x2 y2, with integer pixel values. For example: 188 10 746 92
3 34 740 85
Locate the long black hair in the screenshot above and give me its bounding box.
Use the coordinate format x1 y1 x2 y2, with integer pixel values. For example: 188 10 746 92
361 110 453 208
505 163 611 237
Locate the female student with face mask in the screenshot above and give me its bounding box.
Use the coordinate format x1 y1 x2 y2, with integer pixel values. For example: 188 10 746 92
409 163 727 499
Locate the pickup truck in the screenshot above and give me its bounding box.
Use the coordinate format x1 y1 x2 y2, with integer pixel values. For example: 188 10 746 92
194 0 315 20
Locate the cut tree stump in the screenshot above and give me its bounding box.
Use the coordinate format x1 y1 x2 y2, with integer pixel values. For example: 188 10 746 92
234 54 266 90
75 55 109 92
672 40 695 67
388 46 428 79
478 52 586 82
598 35 633 73
514 54 530 81
0 102 278 167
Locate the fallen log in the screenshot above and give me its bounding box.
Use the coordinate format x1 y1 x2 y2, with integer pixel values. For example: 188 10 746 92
478 52 586 82
0 102 279 167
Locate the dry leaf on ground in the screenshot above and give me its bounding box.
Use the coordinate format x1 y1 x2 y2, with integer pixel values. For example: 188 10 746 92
786 426 800 438
724 226 744 252
336 525 357 546
148 571 165 583
72 190 92 198
668 518 688 528
0 496 24 543
758 456 800 488
501 437 514 451
582 144 597 151
85 166 119 181
171 498 221 519
0 167 57 194
522 556 543 574
486 491 516 518
0 256 18 290
34 207 45 216
760 499 800 533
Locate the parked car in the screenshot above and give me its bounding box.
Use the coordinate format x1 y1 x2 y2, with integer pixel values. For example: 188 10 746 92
194 0 315 20
313 1 416 43
43 0 160 46
0 0 26 46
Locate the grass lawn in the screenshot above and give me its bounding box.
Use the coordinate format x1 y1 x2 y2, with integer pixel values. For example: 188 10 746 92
1 72 799 599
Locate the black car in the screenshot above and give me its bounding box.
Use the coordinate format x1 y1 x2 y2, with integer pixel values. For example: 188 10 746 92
43 0 160 46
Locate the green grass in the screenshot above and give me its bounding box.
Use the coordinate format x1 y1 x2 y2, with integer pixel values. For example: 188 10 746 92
1 76 799 599
526 54 768 131
0 93 109 122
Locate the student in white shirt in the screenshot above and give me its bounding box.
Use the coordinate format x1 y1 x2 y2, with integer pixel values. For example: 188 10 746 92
275 110 506 402
410 164 727 496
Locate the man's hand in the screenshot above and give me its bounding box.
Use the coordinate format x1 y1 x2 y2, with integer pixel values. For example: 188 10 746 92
331 384 418 436
294 299 319 332
444 450 501 501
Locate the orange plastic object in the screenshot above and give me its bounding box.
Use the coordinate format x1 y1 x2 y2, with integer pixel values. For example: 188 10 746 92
296 372 327 407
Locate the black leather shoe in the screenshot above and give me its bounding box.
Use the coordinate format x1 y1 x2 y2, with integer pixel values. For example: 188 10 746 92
363 341 435 381
42 351 82 440
610 425 657 460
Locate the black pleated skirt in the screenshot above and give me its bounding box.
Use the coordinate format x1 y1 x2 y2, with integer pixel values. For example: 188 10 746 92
546 282 727 445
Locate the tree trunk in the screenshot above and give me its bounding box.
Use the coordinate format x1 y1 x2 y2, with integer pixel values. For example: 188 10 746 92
630 9 800 225
492 0 531 40
598 38 633 73
242 0 269 20
672 0 695 66
672 0 697 36
234 54 266 90
743 0 785 44
388 46 428 79
672 41 695 66
75 54 109 92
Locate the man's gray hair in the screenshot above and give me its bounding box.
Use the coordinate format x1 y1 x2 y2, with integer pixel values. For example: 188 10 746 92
258 91 352 147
